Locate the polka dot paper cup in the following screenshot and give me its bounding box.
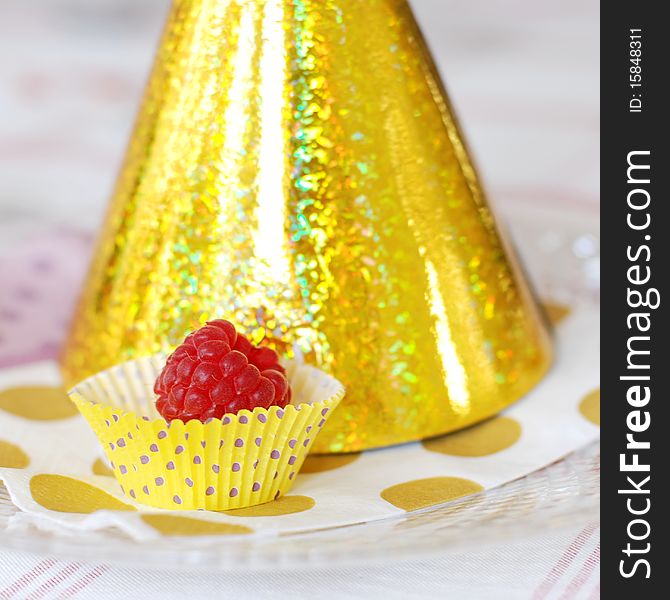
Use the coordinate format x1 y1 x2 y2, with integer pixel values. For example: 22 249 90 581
68 355 344 511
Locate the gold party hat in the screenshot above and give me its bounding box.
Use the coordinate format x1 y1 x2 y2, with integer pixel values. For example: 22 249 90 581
61 0 552 453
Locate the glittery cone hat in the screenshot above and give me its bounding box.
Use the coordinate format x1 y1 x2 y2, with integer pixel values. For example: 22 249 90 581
61 0 552 453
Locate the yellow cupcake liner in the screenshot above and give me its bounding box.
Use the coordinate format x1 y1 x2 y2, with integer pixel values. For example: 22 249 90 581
68 355 344 510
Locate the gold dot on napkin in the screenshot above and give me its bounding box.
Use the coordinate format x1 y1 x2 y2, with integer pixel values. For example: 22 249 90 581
30 474 135 513
223 495 315 517
300 453 361 473
141 514 252 536
579 388 600 425
381 477 483 511
0 440 30 468
0 386 78 420
542 301 572 325
92 458 114 477
422 416 522 457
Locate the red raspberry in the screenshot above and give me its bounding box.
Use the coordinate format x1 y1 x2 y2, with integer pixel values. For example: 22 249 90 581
154 319 290 422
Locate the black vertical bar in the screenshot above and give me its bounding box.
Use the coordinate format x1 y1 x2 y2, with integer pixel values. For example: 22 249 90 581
601 2 667 594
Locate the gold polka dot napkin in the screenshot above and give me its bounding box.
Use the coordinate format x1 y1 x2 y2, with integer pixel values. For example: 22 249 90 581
0 303 598 540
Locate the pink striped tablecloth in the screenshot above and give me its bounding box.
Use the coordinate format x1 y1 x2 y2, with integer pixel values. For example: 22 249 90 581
0 524 599 600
